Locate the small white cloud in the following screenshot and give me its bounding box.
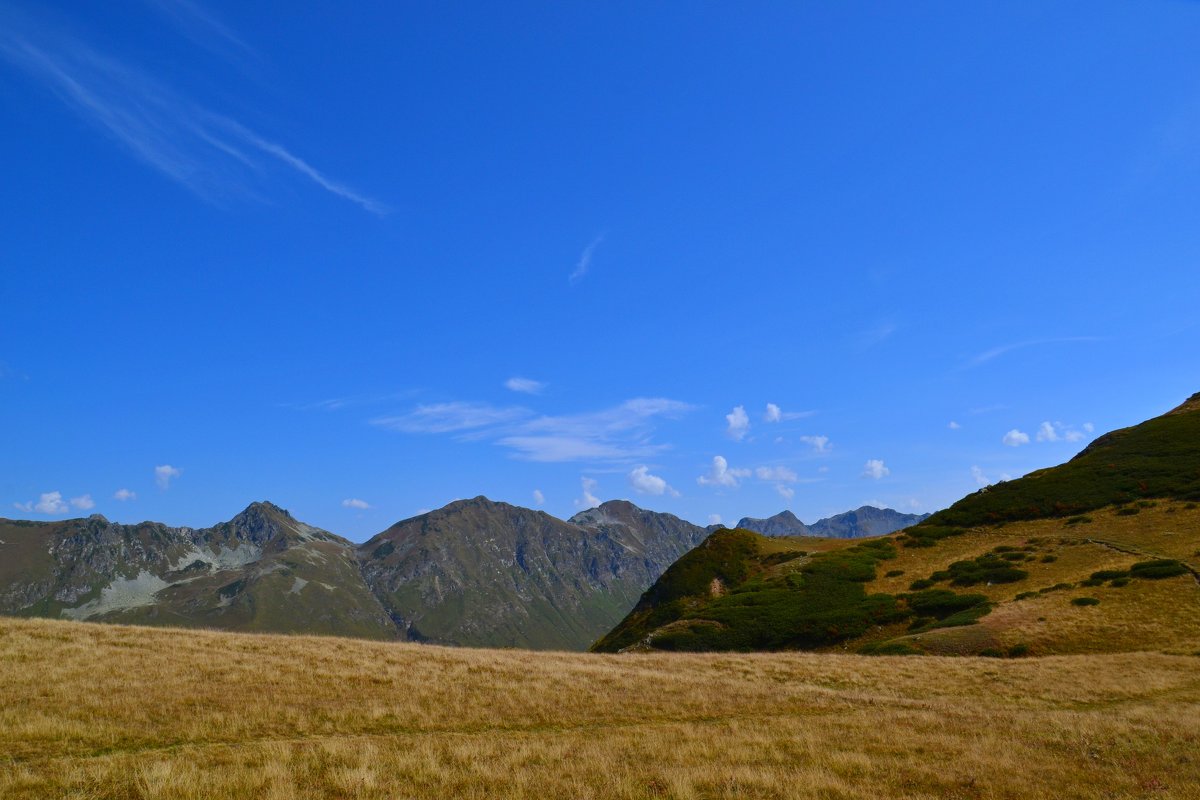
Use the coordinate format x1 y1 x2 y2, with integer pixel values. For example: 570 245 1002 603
697 455 750 488
574 477 602 509
708 513 722 525
948 421 961 430
725 405 750 441
70 494 95 510
12 501 32 513
1002 429 1030 447
775 484 795 501
1083 422 1095 433
569 235 604 284
1038 420 1090 443
763 403 814 423
532 489 545 506
628 465 679 497
504 377 545 395
155 464 182 489
113 488 136 501
755 465 798 483
341 498 371 510
818 465 829 473
862 459 890 480
971 465 991 487
33 491 69 514
799 435 831 454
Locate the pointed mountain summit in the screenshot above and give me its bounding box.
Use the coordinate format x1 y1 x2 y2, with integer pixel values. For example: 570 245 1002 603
0 502 395 639
358 497 708 649
736 510 810 536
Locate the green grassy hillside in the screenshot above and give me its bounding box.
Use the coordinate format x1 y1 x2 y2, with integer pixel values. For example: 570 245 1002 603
927 392 1200 527
595 395 1200 656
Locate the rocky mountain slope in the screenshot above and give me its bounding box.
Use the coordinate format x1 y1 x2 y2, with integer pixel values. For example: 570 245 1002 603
736 506 928 538
357 498 708 649
594 393 1200 656
0 502 396 639
0 497 709 650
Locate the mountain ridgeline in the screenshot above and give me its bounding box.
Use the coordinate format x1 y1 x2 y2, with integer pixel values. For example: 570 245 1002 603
736 506 928 538
594 393 1200 656
0 497 710 650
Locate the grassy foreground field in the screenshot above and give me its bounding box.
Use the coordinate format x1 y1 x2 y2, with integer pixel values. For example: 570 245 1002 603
2 617 1199 799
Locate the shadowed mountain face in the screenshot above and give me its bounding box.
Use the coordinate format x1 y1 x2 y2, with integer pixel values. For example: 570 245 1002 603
736 507 928 538
357 498 709 649
0 497 709 650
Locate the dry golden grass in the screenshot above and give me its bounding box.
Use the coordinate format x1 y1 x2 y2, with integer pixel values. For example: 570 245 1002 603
856 503 1200 656
2 616 1200 799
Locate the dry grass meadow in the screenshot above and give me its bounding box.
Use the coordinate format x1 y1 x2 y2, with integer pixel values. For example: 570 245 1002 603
2 616 1199 799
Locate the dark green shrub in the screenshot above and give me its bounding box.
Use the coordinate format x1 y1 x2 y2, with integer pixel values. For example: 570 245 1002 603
1040 555 1058 563
908 579 935 591
1090 569 1129 581
1014 591 1038 601
1129 560 1189 580
885 569 905 578
905 589 989 618
1040 582 1074 594
1071 597 1100 606
1000 552 1026 562
938 554 1029 587
979 648 1004 658
1110 577 1130 587
1115 507 1140 516
859 641 921 656
1065 515 1093 526
1007 643 1030 657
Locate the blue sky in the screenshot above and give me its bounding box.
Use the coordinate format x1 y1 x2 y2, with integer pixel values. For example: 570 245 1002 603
2 1 1199 540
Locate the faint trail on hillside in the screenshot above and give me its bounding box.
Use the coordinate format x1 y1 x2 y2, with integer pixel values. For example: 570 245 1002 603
1085 538 1200 585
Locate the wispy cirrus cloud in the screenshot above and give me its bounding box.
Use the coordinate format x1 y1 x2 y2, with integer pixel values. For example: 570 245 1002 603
0 7 385 213
374 397 692 464
964 337 1102 368
140 0 257 63
504 377 546 395
763 403 816 423
569 235 604 285
373 402 532 434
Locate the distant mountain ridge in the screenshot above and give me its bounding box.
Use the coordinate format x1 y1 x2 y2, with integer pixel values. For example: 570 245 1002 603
736 506 928 538
0 497 710 650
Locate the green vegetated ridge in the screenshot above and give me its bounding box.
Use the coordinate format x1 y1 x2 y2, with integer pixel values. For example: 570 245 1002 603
926 392 1200 527
592 529 990 654
594 393 1200 656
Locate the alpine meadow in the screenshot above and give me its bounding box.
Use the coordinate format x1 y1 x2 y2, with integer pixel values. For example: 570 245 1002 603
3 2 1200 799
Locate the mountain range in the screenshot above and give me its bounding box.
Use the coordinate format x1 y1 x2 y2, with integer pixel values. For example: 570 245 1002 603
735 506 928 537
0 496 725 650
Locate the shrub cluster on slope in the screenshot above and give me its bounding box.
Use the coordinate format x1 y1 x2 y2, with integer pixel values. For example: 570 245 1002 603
591 532 994 653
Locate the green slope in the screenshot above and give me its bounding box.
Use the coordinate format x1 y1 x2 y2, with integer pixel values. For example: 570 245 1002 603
926 392 1200 527
594 393 1200 655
